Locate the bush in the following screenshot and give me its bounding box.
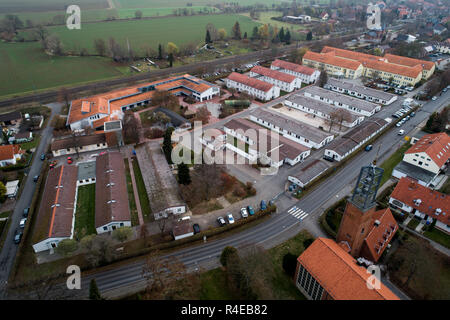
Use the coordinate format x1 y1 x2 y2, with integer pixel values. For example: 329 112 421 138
233 185 246 197
282 253 298 278
56 239 78 256
112 227 133 242
220 246 238 267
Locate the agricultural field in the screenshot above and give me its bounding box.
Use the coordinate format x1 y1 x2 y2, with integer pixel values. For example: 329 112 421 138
20 14 260 54
242 10 309 32
114 0 287 8
0 0 108 13
0 41 129 98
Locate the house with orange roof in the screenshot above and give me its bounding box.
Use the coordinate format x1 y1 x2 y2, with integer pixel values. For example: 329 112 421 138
249 65 301 92
295 237 399 300
0 144 23 167
389 177 450 234
32 165 78 253
67 74 219 131
225 72 280 101
270 59 321 84
302 46 435 86
393 132 450 187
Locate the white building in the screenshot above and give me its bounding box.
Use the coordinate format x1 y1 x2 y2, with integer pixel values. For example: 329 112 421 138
226 72 280 101
250 65 301 92
5 180 19 198
0 145 22 167
223 118 310 168
249 108 334 149
50 133 111 157
325 78 398 105
303 85 381 117
271 59 320 84
284 94 364 128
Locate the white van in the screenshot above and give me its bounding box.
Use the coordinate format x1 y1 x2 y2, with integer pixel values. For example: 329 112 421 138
398 130 405 135
178 216 191 222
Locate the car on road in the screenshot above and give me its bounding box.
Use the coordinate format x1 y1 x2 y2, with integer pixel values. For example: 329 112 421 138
227 213 235 224
19 218 27 229
33 175 39 182
14 230 23 244
23 207 29 217
217 216 226 227
67 157 73 164
40 154 46 160
240 207 248 218
432 96 437 101
193 223 200 234
247 206 255 216
398 129 405 135
365 145 373 151
443 88 448 93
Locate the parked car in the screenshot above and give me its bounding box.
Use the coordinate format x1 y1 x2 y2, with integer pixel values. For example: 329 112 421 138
14 230 23 244
67 157 73 164
227 213 235 224
240 207 248 218
247 206 255 216
40 154 46 161
405 115 410 121
365 145 373 151
396 122 402 127
217 216 226 227
178 216 191 222
19 218 27 229
392 113 400 118
410 112 415 117
398 129 405 135
432 96 437 101
260 200 267 211
33 175 39 182
23 208 29 217
193 223 200 234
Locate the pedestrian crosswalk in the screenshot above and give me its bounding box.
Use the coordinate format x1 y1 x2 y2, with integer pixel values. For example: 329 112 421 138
287 206 309 220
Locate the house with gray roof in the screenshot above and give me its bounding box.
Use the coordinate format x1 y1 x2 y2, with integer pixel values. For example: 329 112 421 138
324 118 389 161
284 94 364 128
288 159 332 188
303 85 381 117
249 108 334 149
325 78 397 105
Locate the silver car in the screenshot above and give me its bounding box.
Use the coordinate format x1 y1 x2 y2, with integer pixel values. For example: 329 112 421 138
240 207 248 218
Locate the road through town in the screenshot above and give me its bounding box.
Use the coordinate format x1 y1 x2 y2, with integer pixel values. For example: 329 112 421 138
12 91 447 300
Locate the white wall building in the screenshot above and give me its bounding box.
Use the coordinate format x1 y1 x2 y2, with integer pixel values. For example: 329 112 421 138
250 65 301 92
226 72 280 101
271 59 320 84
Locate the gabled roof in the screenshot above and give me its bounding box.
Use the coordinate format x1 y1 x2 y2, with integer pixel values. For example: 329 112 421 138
303 51 362 70
390 177 450 225
0 145 22 161
271 59 317 76
405 132 450 168
33 165 78 243
383 54 435 71
95 152 131 227
363 208 398 261
298 238 399 300
250 65 296 83
50 133 107 151
227 72 274 92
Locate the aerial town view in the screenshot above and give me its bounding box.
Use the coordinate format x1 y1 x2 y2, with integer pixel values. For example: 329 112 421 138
0 0 448 310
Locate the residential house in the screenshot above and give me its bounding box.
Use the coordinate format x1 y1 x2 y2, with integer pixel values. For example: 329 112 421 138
249 66 301 92
271 59 320 84
225 72 280 101
389 177 449 234
0 145 23 167
50 132 114 157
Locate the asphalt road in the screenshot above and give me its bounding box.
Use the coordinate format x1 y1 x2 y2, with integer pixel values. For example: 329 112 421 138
15 91 447 300
0 103 61 299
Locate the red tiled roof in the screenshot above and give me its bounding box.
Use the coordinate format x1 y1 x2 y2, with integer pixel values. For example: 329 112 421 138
405 132 450 168
364 208 398 261
390 177 450 225
251 65 296 83
298 238 399 300
271 59 317 76
0 144 21 161
362 58 422 78
303 51 362 70
227 72 274 92
384 53 435 71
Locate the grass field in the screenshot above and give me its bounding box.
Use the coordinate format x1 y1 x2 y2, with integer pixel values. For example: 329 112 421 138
114 0 286 9
379 141 411 186
20 14 260 54
242 10 308 32
74 184 97 239
0 41 129 98
0 0 108 13
131 158 152 222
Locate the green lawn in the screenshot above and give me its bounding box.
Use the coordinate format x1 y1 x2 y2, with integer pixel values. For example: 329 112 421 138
124 159 139 226
131 158 152 222
199 268 236 300
379 142 411 186
407 217 420 230
267 230 314 299
0 0 107 12
423 227 450 249
0 41 128 98
20 14 260 55
19 134 40 151
74 184 97 239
